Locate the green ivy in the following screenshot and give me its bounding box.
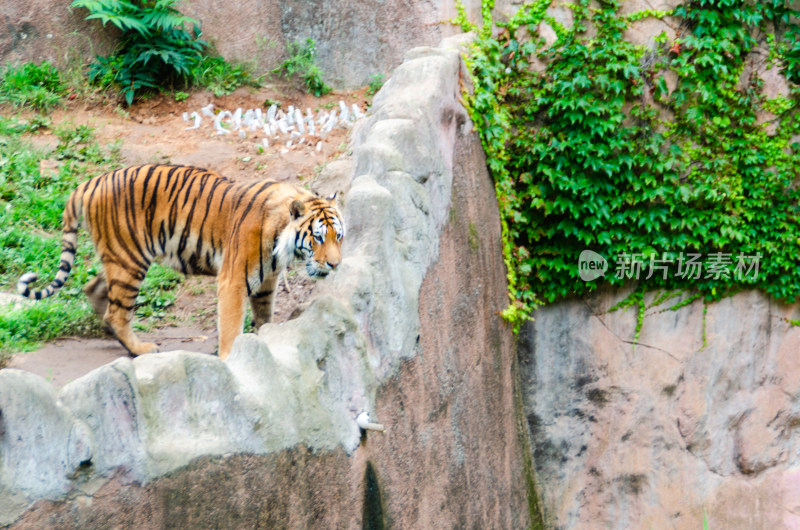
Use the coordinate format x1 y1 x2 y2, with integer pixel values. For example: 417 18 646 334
461 0 800 332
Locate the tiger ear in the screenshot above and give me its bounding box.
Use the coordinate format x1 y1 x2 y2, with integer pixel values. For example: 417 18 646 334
327 191 338 203
290 200 306 219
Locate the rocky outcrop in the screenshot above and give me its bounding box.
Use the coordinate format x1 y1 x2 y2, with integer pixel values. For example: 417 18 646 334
520 289 800 529
0 2 116 72
1 37 536 528
0 0 576 89
1 0 466 89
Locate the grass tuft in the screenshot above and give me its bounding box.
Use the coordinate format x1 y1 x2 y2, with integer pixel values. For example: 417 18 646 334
0 61 66 111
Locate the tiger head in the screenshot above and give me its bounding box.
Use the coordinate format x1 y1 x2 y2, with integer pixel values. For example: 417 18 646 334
274 194 345 278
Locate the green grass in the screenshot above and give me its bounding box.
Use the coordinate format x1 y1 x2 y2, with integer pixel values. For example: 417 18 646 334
134 264 184 330
366 73 385 96
190 55 261 97
0 61 66 111
0 116 183 366
0 119 106 365
0 298 103 355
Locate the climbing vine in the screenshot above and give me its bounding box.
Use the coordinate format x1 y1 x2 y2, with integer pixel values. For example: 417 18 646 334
458 0 800 332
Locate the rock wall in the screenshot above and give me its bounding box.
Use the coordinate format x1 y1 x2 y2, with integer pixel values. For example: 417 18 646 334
520 289 800 529
0 37 536 528
0 0 681 88
0 0 536 89
1 0 483 88
0 2 117 73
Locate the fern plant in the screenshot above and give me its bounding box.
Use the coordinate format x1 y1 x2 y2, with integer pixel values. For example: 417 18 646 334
71 0 208 104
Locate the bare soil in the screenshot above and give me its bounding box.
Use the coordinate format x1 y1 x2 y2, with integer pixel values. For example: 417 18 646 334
6 84 363 387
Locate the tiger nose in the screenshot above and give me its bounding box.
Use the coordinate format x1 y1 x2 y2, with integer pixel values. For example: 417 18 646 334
327 259 340 270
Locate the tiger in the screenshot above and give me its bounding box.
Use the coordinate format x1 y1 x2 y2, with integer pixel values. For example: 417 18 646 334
16 164 345 360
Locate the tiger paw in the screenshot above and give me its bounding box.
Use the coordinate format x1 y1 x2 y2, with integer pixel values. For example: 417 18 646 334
129 342 160 356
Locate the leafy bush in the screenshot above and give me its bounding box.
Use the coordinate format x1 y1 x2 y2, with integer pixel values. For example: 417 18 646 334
0 61 66 111
273 39 331 97
462 0 800 331
71 0 208 104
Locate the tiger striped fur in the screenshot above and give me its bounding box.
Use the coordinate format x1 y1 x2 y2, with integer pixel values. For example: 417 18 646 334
17 164 345 360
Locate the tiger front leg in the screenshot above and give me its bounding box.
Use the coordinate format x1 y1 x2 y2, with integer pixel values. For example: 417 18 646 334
216 274 248 361
102 262 158 356
249 275 278 332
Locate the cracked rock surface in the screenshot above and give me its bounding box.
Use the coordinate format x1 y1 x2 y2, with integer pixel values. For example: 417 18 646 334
520 288 800 529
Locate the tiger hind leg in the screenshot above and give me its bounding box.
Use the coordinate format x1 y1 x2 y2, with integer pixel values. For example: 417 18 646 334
83 272 109 319
102 261 158 356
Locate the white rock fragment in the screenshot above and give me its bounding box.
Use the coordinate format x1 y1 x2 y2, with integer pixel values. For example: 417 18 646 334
277 119 289 134
242 109 255 128
185 111 201 130
183 99 356 155
214 111 231 135
323 112 337 133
